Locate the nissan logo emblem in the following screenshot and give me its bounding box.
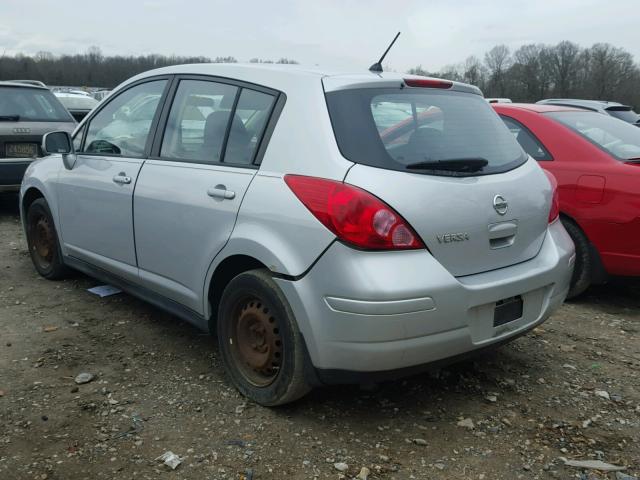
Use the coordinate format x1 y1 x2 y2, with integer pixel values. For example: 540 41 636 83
493 195 508 215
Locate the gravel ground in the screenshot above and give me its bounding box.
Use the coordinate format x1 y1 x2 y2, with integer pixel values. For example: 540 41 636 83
1 193 639 480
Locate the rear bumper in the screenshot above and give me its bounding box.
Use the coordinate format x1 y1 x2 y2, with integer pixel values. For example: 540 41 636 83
0 158 33 191
275 220 575 375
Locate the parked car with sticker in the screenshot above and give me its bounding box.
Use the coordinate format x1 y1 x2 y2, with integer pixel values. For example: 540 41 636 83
0 81 76 192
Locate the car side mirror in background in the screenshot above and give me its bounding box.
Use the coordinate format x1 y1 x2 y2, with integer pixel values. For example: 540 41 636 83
42 131 76 170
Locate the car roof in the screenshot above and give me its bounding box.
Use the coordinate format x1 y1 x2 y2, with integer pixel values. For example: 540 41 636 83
537 99 631 111
118 63 482 96
0 80 49 90
493 103 586 113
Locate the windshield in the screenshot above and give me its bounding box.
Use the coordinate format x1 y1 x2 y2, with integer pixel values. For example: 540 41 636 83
546 110 640 160
606 108 640 124
325 87 527 176
0 87 73 122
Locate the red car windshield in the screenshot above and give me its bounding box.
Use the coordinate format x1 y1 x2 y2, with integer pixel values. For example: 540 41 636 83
546 111 640 161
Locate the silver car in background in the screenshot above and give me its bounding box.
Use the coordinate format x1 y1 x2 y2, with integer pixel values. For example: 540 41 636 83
537 99 640 126
20 64 574 405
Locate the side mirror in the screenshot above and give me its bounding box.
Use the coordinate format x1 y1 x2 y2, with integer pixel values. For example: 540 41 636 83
42 131 76 170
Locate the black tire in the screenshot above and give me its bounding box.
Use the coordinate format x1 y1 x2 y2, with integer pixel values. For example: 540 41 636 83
25 198 70 280
217 269 312 406
561 217 592 299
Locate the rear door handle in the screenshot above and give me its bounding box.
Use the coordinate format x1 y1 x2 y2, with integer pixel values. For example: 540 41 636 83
113 173 132 185
207 185 236 200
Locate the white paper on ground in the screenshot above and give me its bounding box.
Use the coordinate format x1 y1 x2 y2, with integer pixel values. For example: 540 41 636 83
87 285 123 298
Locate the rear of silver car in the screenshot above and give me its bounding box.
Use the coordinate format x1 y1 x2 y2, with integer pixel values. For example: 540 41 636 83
273 75 574 379
0 83 75 191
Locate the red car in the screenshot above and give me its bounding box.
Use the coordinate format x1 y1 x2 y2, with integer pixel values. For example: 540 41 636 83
492 103 640 297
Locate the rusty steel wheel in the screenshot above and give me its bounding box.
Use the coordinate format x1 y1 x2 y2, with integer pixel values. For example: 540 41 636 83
218 269 312 405
230 297 283 387
30 214 55 270
26 198 70 280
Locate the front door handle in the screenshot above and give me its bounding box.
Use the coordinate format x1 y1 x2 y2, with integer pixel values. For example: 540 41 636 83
113 173 132 185
207 185 236 200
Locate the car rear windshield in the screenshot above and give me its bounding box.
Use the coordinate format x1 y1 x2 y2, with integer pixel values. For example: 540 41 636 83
325 87 527 175
0 86 73 122
606 107 640 124
546 110 640 160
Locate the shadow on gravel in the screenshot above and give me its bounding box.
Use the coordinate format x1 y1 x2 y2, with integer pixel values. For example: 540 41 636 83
572 276 640 311
286 346 533 419
0 193 20 216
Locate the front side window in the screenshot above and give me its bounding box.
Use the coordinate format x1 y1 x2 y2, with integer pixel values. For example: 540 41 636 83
160 80 238 163
326 87 526 176
501 116 552 161
81 80 166 157
0 87 73 122
546 110 640 160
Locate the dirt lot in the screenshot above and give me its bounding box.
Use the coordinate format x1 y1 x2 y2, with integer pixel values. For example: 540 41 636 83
1 193 639 480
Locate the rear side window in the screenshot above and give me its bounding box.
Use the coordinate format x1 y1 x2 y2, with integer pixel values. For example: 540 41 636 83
326 88 526 175
606 108 639 124
547 111 640 160
501 116 552 161
160 80 276 166
160 80 239 163
0 87 73 122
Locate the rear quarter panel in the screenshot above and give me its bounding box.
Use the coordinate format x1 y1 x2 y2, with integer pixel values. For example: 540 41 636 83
202 79 351 318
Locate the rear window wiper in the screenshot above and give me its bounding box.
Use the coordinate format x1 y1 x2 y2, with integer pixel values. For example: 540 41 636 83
0 115 20 121
405 158 489 173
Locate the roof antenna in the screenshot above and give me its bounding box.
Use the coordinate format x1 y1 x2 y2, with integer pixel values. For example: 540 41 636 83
369 32 401 73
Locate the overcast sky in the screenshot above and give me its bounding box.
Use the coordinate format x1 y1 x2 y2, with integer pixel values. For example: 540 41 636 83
1 0 639 72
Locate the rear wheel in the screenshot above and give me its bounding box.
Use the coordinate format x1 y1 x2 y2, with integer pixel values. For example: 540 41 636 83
561 217 592 299
217 269 312 406
25 198 70 280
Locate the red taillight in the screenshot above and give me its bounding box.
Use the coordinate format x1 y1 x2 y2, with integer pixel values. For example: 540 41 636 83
404 78 453 89
284 175 424 250
544 170 559 223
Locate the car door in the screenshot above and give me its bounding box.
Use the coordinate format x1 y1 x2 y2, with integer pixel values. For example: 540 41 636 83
58 78 169 281
133 77 278 313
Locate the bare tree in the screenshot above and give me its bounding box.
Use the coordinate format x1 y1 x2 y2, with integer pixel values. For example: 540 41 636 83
461 56 486 88
213 56 237 63
510 44 547 101
584 43 637 99
548 41 581 97
407 65 429 76
484 45 511 96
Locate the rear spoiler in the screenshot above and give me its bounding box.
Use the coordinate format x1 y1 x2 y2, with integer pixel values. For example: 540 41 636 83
323 75 482 96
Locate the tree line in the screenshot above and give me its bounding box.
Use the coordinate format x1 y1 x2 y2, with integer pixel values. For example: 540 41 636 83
0 47 298 89
1 41 638 107
409 41 640 107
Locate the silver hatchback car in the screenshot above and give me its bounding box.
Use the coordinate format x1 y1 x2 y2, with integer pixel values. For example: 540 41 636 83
20 64 574 405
